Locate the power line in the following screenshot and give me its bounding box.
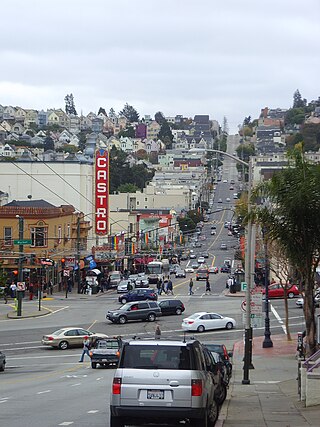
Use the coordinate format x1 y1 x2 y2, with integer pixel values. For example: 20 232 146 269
0 123 94 209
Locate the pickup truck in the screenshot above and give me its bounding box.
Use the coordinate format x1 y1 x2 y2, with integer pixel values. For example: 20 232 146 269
89 337 122 369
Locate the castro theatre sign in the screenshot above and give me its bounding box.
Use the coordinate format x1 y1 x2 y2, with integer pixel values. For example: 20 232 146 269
95 149 109 235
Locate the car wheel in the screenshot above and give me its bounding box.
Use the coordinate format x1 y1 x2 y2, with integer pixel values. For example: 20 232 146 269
120 298 127 304
207 399 219 426
148 313 156 322
91 362 97 369
215 383 227 405
118 315 127 324
58 341 69 350
110 415 125 427
175 307 182 315
288 292 294 299
197 325 205 333
226 322 234 330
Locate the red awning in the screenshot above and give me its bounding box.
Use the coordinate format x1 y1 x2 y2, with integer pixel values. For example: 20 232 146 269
134 256 154 264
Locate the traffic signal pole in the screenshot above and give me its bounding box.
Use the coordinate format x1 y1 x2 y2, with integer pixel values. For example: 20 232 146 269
17 216 24 317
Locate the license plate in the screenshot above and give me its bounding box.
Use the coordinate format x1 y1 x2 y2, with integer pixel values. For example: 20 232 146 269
147 390 164 400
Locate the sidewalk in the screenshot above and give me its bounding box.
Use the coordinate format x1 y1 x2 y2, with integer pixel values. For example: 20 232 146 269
0 288 108 319
219 334 320 427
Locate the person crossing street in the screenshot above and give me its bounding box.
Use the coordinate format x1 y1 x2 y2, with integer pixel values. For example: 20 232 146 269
189 278 194 295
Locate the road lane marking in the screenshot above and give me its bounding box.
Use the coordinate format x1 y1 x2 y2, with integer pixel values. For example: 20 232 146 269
271 304 287 333
59 423 74 426
71 383 81 387
96 377 102 381
37 389 51 394
87 410 99 413
88 319 97 330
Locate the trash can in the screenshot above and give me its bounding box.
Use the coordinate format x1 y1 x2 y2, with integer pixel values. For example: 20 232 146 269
91 285 98 295
229 284 236 294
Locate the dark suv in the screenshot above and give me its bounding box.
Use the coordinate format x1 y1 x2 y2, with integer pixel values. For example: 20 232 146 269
110 339 220 426
107 301 162 324
118 288 157 304
158 299 185 315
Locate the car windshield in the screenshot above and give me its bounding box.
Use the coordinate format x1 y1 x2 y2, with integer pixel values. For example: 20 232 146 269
52 329 66 336
120 345 192 370
96 340 119 349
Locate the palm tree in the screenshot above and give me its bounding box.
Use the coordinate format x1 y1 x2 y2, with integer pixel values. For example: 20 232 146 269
252 147 320 355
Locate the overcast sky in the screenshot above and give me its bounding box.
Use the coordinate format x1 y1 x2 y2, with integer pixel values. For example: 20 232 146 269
1 0 319 133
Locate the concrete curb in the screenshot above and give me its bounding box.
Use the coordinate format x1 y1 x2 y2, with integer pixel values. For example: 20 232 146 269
7 306 51 319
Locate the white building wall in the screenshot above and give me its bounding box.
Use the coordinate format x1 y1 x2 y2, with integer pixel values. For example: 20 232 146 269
0 162 94 214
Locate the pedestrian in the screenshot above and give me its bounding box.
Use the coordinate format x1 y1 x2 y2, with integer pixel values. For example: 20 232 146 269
127 281 133 292
29 282 34 300
155 324 161 340
79 336 91 362
161 279 166 295
189 278 194 295
43 282 48 298
156 278 162 295
205 278 211 294
48 280 53 295
227 276 233 290
166 279 173 295
10 282 17 298
67 277 73 293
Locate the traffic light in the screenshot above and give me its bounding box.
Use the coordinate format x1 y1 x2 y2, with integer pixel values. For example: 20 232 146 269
61 258 65 269
13 270 18 276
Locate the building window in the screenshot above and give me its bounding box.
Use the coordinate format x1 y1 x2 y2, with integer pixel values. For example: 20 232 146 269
67 224 71 239
31 227 47 247
4 227 12 245
145 198 148 202
137 201 140 206
58 226 62 244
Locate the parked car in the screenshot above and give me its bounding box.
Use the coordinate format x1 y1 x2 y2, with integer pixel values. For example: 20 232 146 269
0 350 6 372
158 299 185 315
218 198 222 203
220 243 228 250
89 337 122 369
118 288 157 304
175 268 186 278
211 230 216 235
211 225 217 230
117 280 132 293
182 312 236 332
262 283 300 299
296 293 320 308
41 327 108 350
203 343 233 384
226 198 230 202
208 266 219 274
110 339 220 426
109 271 122 288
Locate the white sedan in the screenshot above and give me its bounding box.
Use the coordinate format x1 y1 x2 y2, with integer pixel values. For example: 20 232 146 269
185 267 194 273
181 312 236 333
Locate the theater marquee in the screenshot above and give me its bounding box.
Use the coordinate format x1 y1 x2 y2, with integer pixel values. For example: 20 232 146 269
95 149 109 235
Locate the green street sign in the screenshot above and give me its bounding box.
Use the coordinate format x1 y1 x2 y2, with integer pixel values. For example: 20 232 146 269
241 282 247 291
14 239 32 245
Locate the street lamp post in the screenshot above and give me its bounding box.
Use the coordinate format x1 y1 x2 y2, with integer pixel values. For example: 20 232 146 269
16 215 24 317
262 227 273 348
189 147 254 384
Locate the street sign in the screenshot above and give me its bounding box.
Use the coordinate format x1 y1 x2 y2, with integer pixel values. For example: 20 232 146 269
241 282 247 291
14 239 32 245
63 269 70 277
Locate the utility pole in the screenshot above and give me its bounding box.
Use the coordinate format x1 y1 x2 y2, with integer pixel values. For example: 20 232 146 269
76 215 81 293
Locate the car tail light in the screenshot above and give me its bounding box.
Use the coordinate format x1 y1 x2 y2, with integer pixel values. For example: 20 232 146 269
112 377 122 394
47 336 54 341
89 351 93 357
182 304 185 310
116 351 120 358
191 379 203 396
223 346 229 360
187 320 194 325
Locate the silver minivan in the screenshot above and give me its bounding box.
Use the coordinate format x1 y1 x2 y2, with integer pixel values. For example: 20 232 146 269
110 339 219 426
